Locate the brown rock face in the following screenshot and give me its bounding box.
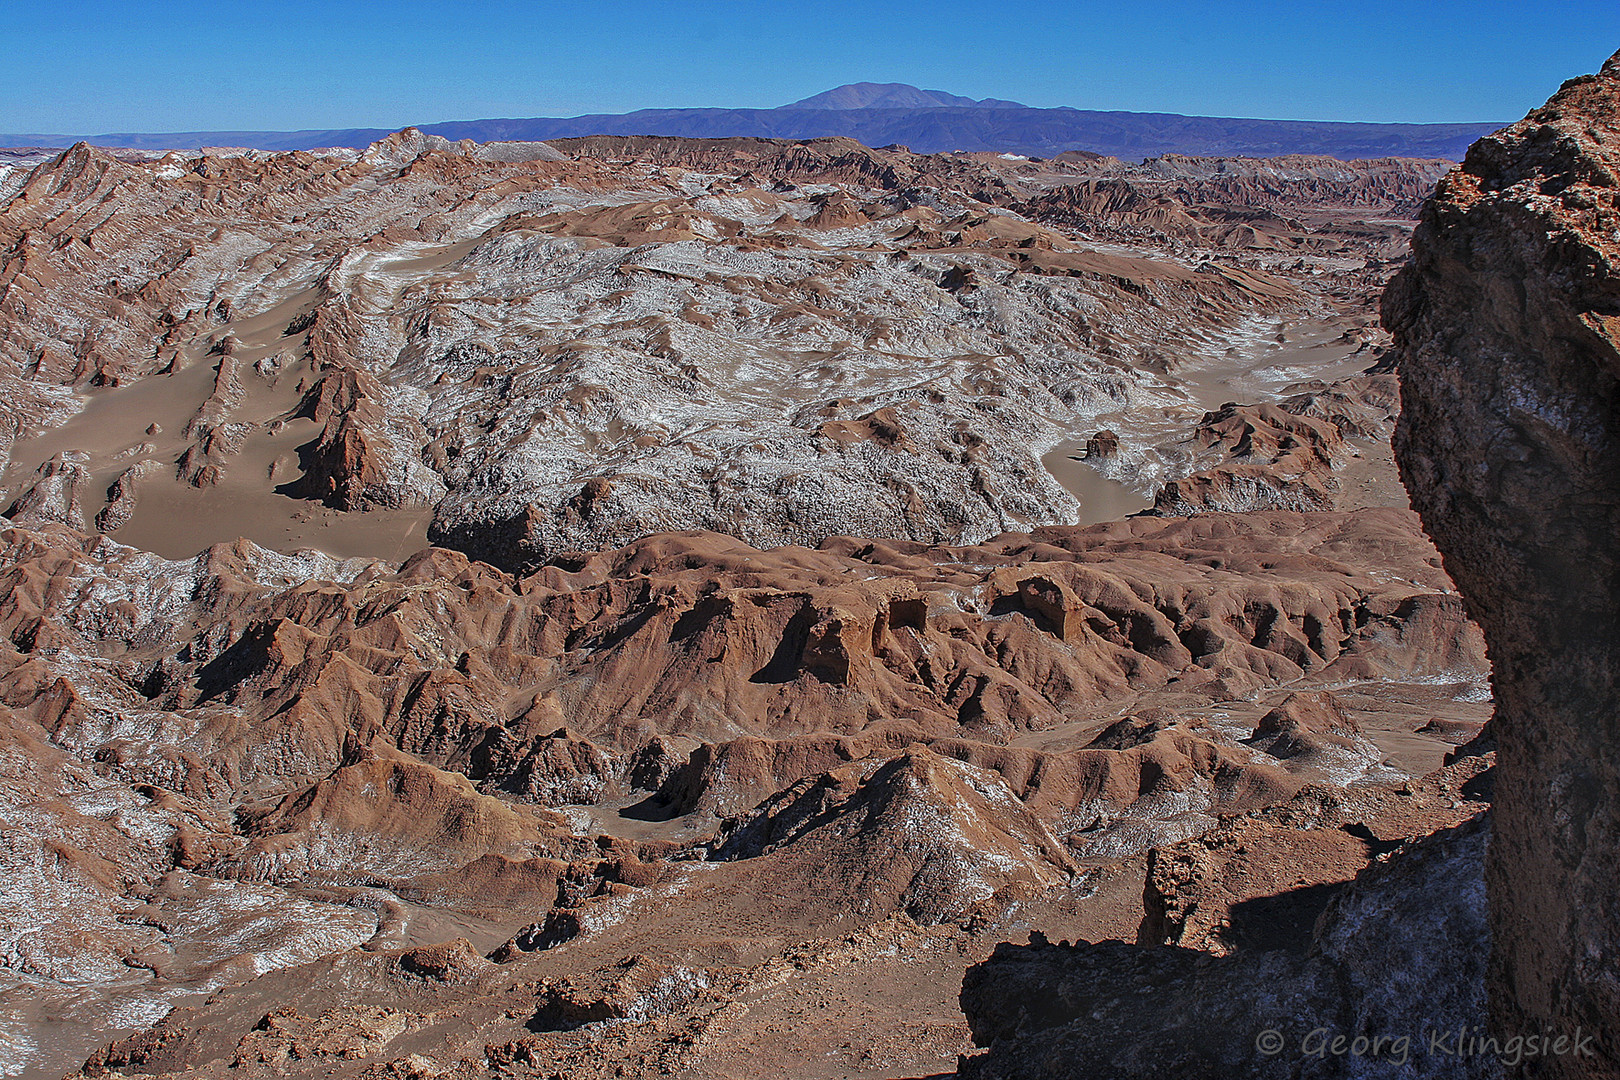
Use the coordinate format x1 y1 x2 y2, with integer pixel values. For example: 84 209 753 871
1082 430 1120 459
1384 49 1620 1076
1243 691 1383 782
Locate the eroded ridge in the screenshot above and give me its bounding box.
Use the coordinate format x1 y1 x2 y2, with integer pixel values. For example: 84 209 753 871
2 134 1437 566
0 506 1493 1078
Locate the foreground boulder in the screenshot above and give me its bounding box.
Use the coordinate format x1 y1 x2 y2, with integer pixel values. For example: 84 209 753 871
1385 49 1620 1077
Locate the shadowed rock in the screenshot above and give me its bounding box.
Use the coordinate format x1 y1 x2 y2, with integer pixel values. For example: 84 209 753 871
958 817 1489 1079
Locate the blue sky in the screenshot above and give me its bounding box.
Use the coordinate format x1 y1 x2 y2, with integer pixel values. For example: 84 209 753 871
2 1 1616 133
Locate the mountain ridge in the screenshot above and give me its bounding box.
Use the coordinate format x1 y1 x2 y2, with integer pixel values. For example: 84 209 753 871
782 81 1027 109
0 82 1506 160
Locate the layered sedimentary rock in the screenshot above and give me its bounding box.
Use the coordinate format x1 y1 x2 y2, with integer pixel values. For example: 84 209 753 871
1384 48 1620 1078
1 132 1431 566
0 124 1499 1079
0 505 1492 1077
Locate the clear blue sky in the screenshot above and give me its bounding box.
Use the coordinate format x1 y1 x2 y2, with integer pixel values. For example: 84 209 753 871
2 1 1616 133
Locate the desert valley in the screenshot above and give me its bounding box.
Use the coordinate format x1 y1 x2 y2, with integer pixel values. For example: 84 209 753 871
1 44 1617 1080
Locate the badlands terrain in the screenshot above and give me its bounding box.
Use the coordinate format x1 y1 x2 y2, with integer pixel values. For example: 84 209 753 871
0 128 1499 1078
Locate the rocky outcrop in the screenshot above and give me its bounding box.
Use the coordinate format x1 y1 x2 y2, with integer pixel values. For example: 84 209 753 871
652 720 1303 855
710 747 1077 924
959 815 1491 1079
4 452 89 527
1244 691 1386 784
529 956 712 1031
281 364 444 511
226 741 578 883
1083 429 1120 459
95 458 163 531
1384 48 1620 1078
1152 373 1399 516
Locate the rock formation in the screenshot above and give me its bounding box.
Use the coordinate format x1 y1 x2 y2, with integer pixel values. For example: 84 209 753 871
4 452 89 527
959 814 1491 1080
1384 48 1620 1078
1 131 1429 566
953 50 1620 1080
1151 371 1401 516
0 504 1493 1078
0 120 1513 1079
1083 429 1119 459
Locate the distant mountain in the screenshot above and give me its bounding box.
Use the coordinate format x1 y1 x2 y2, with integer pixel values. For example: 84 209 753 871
783 82 1026 110
0 83 1506 161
